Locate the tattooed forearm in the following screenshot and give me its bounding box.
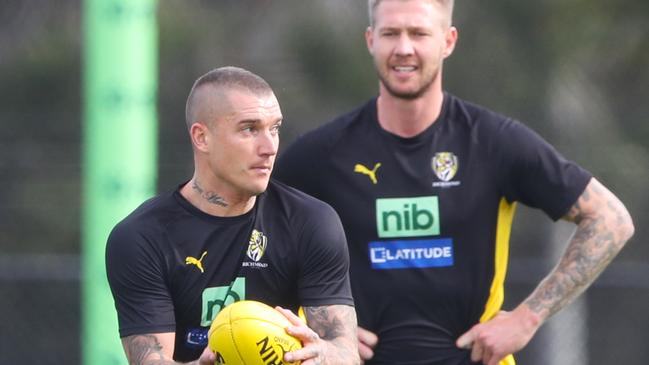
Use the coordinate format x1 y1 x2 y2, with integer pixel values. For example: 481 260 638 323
305 305 360 365
305 306 346 340
525 215 614 317
123 335 168 365
192 179 228 207
122 334 201 365
524 178 634 321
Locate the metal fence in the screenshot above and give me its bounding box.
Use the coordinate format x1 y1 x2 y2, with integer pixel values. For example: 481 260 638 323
1 1 648 364
1 243 648 364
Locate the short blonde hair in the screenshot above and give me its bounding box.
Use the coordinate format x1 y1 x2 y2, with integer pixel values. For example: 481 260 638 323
368 0 454 27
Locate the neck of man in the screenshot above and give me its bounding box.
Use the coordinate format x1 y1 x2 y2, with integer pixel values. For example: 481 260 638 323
180 174 257 217
376 82 445 138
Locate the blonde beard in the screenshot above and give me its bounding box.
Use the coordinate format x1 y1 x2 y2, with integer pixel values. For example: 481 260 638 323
375 63 440 100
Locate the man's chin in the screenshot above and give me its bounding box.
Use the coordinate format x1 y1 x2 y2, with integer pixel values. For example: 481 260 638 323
248 181 270 196
388 90 422 100
377 71 436 100
383 82 431 100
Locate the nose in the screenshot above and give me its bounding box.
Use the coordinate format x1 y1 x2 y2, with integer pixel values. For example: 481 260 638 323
258 129 278 157
395 33 415 56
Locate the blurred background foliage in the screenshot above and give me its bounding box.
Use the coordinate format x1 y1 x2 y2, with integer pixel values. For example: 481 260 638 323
0 0 647 364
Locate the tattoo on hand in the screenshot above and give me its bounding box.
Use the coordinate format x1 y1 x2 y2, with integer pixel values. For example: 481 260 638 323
192 179 228 207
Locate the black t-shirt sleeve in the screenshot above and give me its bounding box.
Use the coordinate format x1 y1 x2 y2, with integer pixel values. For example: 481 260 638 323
295 200 354 307
275 133 325 199
497 119 592 220
105 221 176 337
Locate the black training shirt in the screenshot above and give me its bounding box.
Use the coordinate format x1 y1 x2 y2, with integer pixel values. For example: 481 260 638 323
106 180 353 362
274 93 591 364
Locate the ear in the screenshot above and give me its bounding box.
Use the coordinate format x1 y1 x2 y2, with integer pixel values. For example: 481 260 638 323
365 26 374 55
442 26 458 58
190 122 210 153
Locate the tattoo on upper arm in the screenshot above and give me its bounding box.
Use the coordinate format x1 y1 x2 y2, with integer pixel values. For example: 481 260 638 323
123 335 173 365
527 179 633 318
563 183 592 223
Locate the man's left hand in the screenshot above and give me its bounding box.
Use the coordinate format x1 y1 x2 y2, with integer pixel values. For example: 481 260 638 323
276 306 325 364
456 305 541 365
198 345 217 365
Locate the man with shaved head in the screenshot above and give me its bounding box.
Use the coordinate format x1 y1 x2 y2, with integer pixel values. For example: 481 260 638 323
106 66 360 365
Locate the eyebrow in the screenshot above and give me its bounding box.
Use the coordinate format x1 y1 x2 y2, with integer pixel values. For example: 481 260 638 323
380 25 431 31
237 118 262 125
236 117 283 125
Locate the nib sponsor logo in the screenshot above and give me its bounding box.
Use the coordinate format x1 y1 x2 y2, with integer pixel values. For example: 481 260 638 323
376 196 440 238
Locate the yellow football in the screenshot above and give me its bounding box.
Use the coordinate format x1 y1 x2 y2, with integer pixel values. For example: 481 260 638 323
208 300 303 364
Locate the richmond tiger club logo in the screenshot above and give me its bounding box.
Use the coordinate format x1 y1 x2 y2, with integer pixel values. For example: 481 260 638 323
431 152 460 188
244 229 269 268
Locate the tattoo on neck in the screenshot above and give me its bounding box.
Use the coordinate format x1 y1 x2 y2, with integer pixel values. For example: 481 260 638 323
192 180 228 207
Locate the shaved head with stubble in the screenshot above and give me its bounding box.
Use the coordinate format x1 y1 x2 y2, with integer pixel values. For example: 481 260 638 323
185 66 274 132
181 66 283 211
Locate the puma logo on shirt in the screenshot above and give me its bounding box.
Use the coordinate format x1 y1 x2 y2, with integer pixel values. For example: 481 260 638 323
354 162 381 184
186 251 207 273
